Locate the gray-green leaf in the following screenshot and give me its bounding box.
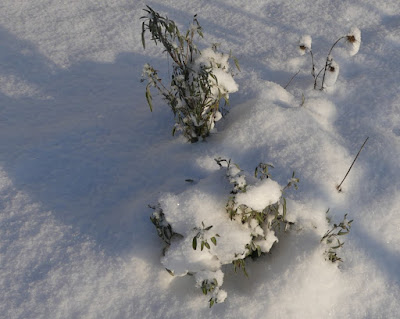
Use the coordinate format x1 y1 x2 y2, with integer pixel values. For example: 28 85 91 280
141 22 146 49
192 236 197 250
146 86 153 112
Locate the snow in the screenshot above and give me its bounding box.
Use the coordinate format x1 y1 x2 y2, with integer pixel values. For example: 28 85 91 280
254 228 278 253
193 47 239 111
299 35 312 55
161 234 222 276
345 27 362 56
235 178 281 211
159 169 261 287
323 58 340 88
1 0 400 317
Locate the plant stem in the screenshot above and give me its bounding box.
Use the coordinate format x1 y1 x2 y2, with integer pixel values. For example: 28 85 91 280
320 36 345 90
284 70 300 89
337 137 369 192
310 50 318 89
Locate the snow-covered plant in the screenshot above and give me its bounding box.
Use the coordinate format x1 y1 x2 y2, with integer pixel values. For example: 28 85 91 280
141 6 239 142
298 27 361 90
149 204 183 256
192 222 220 251
321 210 353 262
149 158 298 307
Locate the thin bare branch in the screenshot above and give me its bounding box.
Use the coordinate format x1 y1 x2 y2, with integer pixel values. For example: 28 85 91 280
284 69 300 89
320 36 345 89
337 137 369 192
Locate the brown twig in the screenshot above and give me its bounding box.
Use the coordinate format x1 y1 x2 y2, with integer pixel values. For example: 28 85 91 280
336 137 369 192
284 69 300 89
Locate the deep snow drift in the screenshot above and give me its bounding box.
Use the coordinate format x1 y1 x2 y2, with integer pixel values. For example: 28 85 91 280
1 0 400 318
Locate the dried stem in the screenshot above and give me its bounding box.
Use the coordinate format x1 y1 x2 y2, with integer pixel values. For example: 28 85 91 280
284 69 300 89
320 36 345 90
310 50 318 89
336 137 369 192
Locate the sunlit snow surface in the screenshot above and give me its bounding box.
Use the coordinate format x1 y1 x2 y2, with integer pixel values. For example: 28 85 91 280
1 0 400 318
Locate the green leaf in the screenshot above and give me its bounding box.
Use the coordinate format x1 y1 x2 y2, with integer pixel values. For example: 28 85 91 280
209 298 215 308
146 86 153 112
257 245 261 257
168 23 175 34
210 237 217 246
331 243 344 249
205 242 210 249
165 268 174 276
204 225 213 231
223 94 230 106
141 22 146 49
201 241 204 251
282 197 287 221
192 236 197 250
233 56 241 71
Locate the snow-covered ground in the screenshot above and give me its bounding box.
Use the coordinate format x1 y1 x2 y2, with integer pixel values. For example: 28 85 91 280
1 0 400 318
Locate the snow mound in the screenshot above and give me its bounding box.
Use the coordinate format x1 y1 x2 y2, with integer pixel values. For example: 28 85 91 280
156 163 286 304
235 178 281 211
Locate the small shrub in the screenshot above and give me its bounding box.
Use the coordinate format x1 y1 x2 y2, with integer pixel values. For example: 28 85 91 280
321 210 353 262
149 158 298 306
298 27 361 90
141 6 239 142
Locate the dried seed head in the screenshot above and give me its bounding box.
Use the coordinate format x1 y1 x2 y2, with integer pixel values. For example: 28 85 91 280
298 35 312 55
346 35 356 43
345 27 361 56
323 59 339 87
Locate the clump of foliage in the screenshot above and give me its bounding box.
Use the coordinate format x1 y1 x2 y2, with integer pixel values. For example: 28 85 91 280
149 158 299 307
321 210 353 262
217 158 298 275
192 222 220 251
141 6 239 142
298 27 361 89
149 204 183 257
